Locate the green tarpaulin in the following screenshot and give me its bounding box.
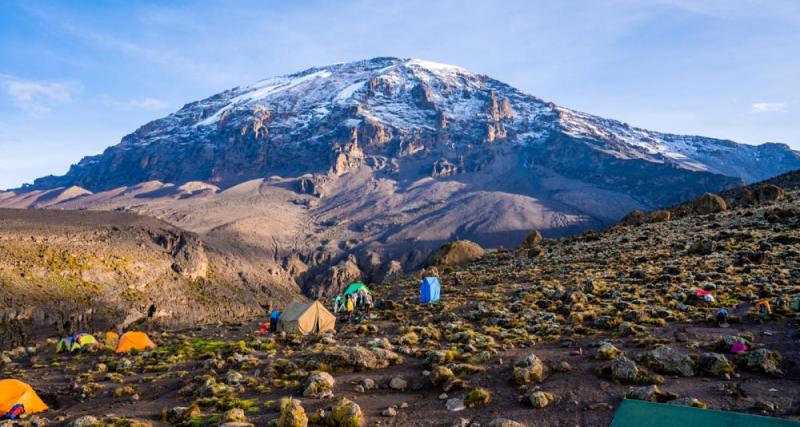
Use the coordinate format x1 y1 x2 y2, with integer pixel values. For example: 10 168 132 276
611 399 800 427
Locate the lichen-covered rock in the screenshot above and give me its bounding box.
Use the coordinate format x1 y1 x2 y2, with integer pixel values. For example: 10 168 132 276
598 356 663 385
431 365 455 386
465 387 491 408
626 385 678 403
596 342 622 360
303 371 335 398
222 408 247 423
277 398 308 427
528 391 554 408
668 397 708 409
314 346 402 371
637 346 695 376
697 353 735 376
512 353 545 384
743 348 783 376
330 398 364 427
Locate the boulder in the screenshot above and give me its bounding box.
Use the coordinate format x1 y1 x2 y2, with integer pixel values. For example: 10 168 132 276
277 397 308 427
426 240 484 267
520 230 543 248
598 356 663 385
688 239 717 255
446 397 466 412
222 408 247 423
389 376 408 391
692 193 727 214
303 371 335 398
697 353 735 377
637 346 695 376
619 210 646 226
620 210 671 226
314 346 402 371
431 365 455 386
626 385 678 403
754 184 784 204
744 348 783 376
331 398 364 427
512 353 545 384
596 342 622 360
528 391 554 408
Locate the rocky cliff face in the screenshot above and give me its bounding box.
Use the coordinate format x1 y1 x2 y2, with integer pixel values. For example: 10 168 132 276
0 208 299 347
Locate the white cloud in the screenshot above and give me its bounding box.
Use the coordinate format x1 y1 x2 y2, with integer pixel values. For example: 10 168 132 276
100 96 169 111
128 97 168 111
1 76 82 116
750 102 787 113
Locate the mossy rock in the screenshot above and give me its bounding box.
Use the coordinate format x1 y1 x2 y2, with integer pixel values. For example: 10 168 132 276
330 397 364 427
277 397 308 427
465 387 491 408
431 365 455 386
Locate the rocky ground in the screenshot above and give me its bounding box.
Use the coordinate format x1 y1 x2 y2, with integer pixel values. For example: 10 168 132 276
2 176 800 426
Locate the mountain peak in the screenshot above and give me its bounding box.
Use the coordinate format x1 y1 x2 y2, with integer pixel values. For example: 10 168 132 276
20 57 800 193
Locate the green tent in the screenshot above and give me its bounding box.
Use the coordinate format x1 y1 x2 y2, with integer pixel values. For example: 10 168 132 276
343 282 371 296
56 333 97 353
611 399 800 427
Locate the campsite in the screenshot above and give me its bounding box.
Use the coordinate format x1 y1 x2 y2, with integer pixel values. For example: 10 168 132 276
2 245 800 427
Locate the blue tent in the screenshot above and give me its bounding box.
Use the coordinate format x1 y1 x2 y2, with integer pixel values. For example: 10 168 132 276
420 277 441 303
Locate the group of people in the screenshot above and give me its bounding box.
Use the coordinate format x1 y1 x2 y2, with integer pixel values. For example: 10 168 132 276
333 288 373 322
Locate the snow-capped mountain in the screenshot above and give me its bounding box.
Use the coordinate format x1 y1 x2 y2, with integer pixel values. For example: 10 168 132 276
7 57 800 294
26 57 799 193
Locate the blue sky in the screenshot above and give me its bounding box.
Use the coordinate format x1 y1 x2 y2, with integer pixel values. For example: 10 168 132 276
1 0 798 190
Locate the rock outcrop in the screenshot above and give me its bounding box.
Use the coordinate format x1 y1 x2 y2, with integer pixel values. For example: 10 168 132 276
426 240 485 267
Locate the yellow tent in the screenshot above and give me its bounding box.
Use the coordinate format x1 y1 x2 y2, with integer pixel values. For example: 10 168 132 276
0 379 48 414
278 301 336 334
115 331 156 353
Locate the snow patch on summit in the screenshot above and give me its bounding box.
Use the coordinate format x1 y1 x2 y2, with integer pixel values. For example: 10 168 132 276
196 70 333 127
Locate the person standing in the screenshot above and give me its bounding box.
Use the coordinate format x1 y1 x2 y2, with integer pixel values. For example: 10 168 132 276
334 295 342 314
364 291 373 317
346 294 355 322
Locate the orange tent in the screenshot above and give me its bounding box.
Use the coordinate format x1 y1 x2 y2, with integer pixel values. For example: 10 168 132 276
0 379 48 414
115 331 156 353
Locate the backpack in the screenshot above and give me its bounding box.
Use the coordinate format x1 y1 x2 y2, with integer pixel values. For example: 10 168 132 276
5 404 24 420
